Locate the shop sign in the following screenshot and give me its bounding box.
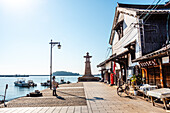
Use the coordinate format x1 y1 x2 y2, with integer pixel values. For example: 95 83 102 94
162 56 169 64
139 59 158 67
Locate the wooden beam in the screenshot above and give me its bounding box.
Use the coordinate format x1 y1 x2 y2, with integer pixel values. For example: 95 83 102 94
158 59 164 88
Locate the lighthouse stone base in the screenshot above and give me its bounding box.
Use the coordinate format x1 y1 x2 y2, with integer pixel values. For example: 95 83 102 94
78 75 100 82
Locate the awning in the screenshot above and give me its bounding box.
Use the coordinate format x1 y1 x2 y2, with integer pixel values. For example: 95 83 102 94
97 50 129 67
132 44 170 62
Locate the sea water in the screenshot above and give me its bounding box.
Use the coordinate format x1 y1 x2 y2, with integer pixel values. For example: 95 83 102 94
0 76 80 101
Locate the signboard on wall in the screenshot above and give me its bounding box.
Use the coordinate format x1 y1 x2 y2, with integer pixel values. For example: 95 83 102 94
162 56 169 64
139 59 158 67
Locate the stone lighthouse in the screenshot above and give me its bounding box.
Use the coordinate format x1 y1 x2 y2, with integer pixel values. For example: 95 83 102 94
83 52 93 77
78 52 100 81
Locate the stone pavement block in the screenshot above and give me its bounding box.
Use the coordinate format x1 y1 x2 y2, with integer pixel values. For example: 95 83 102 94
7 108 20 113
81 106 88 113
66 106 74 113
99 110 107 113
74 106 81 113
90 104 97 107
0 108 11 113
25 107 37 113
137 111 149 113
114 110 124 113
91 107 99 110
7 108 22 113
17 108 31 113
30 107 43 113
52 107 61 113
105 109 114 112
45 107 56 113
92 110 100 113
38 107 49 113
59 107 68 113
96 104 103 107
0 109 6 113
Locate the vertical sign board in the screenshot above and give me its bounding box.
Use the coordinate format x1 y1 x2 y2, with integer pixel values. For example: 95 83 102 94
162 56 169 64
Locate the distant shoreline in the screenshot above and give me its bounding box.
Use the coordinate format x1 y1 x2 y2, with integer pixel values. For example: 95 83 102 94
0 75 81 77
0 75 100 77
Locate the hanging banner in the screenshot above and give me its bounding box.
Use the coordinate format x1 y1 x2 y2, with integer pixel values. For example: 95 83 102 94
113 61 116 75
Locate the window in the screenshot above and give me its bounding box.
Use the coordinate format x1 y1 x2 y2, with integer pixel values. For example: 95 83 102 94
130 45 136 60
115 21 124 40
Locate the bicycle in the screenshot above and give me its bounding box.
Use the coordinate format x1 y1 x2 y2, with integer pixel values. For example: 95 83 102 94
117 80 130 97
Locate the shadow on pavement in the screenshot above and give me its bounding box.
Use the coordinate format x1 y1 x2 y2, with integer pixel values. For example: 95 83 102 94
56 90 86 100
86 97 104 102
124 96 137 99
56 96 65 100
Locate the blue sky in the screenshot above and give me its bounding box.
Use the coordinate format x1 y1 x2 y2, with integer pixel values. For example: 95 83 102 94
0 0 167 75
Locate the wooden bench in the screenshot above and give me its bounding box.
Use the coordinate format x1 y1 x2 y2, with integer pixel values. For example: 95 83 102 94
147 88 170 110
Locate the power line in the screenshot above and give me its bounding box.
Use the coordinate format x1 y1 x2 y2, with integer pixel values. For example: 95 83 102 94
139 0 157 19
144 0 166 23
105 47 112 59
142 0 162 21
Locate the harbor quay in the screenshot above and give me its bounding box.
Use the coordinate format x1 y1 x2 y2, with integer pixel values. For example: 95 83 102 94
0 82 167 113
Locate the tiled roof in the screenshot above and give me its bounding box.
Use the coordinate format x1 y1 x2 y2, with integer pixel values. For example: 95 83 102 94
128 8 170 14
117 3 170 9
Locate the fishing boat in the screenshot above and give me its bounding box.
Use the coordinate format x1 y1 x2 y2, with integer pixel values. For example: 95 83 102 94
59 79 66 84
41 80 50 86
14 78 30 87
28 80 37 87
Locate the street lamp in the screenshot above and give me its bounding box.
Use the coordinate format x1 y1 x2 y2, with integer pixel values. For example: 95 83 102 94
49 39 61 89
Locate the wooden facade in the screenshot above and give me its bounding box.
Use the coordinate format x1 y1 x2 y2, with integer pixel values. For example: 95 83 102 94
141 57 170 88
135 44 170 88
142 14 170 55
97 3 170 85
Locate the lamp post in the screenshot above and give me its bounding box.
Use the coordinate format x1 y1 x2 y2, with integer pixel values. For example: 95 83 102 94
49 39 61 89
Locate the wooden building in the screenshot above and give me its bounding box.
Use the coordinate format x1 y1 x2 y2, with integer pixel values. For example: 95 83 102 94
133 44 170 88
97 3 170 85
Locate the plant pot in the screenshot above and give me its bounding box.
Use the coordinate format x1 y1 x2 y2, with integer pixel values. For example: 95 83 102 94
134 90 138 96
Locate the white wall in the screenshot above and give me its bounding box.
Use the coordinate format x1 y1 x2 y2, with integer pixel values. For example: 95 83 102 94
105 61 111 70
112 13 142 59
112 12 142 79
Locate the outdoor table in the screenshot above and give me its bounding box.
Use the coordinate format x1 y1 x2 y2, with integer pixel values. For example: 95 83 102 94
140 84 157 94
139 84 157 98
147 88 170 110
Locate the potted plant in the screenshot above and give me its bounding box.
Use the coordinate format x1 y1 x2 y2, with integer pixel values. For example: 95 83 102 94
130 74 142 96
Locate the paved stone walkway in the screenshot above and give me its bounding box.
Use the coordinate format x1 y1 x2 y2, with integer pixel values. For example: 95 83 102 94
0 82 168 113
4 83 86 107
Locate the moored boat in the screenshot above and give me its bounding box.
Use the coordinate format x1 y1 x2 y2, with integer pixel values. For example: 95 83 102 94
59 79 66 84
14 78 30 87
28 80 37 87
41 80 50 86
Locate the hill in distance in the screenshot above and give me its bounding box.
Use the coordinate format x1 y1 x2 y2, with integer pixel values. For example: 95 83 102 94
53 71 80 76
